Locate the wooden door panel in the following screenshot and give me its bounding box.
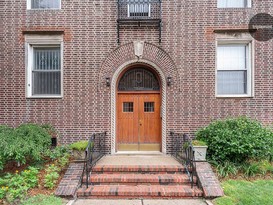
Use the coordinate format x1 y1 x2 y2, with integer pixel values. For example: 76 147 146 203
117 94 138 144
139 94 161 144
117 93 161 151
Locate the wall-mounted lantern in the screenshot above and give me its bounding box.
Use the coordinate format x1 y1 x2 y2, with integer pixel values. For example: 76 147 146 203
167 76 172 86
106 77 110 87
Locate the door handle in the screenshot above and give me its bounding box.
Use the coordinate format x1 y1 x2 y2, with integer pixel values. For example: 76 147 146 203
139 120 142 126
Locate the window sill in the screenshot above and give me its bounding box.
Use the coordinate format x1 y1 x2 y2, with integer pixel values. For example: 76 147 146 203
26 95 63 99
216 94 253 98
27 8 61 11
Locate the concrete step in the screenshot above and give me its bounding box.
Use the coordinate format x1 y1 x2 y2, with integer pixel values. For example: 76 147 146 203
82 173 196 185
92 165 186 173
77 185 203 199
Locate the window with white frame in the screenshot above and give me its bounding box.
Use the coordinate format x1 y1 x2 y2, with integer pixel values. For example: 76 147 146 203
27 0 61 9
216 42 252 96
217 0 251 8
128 0 150 17
26 35 63 98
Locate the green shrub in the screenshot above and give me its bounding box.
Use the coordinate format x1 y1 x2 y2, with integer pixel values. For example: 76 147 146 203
70 140 89 151
0 124 52 170
0 167 39 202
45 145 71 161
43 164 60 189
216 161 238 178
196 117 273 163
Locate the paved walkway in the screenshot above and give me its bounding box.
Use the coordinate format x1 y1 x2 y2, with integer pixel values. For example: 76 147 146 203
72 199 208 205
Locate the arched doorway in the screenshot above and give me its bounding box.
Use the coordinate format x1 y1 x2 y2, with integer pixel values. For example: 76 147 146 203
116 66 162 151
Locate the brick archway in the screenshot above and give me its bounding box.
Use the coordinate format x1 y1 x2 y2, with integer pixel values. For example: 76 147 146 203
98 42 177 154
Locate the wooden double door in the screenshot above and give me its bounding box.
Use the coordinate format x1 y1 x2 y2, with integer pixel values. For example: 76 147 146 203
117 93 161 151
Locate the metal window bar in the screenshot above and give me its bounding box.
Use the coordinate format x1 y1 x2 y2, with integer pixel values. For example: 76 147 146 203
32 47 61 95
81 132 107 188
118 0 161 20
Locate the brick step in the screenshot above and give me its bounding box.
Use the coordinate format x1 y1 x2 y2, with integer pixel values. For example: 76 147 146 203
77 185 203 199
82 173 196 185
92 165 186 173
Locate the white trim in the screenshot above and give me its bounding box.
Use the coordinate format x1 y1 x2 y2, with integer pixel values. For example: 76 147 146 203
111 59 167 154
27 0 61 10
25 34 63 98
215 39 253 98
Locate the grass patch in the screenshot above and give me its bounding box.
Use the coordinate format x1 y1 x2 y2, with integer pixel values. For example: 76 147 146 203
214 180 273 205
22 194 63 205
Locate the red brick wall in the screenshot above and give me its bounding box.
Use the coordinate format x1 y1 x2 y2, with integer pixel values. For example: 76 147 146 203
1 1 273 153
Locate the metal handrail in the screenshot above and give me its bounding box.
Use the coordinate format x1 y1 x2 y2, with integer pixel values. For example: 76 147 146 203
170 132 197 188
81 132 107 188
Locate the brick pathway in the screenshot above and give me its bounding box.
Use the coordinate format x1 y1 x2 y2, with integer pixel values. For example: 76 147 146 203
195 162 224 198
55 163 84 198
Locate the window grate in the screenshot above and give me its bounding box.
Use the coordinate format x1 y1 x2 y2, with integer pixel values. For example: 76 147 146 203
123 102 134 112
144 102 154 112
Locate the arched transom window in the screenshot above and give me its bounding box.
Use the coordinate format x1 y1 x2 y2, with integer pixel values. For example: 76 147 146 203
118 68 160 91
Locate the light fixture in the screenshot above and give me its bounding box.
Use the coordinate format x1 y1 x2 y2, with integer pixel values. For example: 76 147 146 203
106 77 110 87
167 76 172 86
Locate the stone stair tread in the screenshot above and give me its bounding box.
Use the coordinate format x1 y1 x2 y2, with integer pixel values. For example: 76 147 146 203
87 173 194 184
92 165 186 172
77 185 203 197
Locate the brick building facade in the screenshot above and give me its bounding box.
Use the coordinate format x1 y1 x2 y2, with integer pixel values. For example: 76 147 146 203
1 0 273 154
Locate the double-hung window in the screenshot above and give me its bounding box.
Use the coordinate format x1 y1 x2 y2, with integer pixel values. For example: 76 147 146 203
27 0 61 9
217 0 251 8
216 42 252 97
128 0 151 17
26 35 63 98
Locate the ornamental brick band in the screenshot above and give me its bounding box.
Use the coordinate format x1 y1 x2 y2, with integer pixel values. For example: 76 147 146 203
195 162 224 198
55 163 84 199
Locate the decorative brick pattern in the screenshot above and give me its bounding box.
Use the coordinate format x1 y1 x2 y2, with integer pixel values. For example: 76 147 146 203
1 1 273 155
55 163 84 198
195 162 224 198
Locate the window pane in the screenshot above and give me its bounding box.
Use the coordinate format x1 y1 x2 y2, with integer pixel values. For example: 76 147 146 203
217 45 246 70
34 47 60 70
123 102 133 112
31 0 60 9
144 102 154 112
128 2 149 17
32 71 61 95
217 71 247 95
218 0 247 8
32 46 61 95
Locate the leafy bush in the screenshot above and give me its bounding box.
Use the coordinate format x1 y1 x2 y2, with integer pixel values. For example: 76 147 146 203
0 167 39 202
0 124 52 170
215 161 238 178
45 145 71 161
196 117 273 163
70 140 89 151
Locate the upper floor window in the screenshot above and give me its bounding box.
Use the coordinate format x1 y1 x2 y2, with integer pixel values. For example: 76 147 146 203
25 35 63 98
216 42 252 97
128 1 150 17
217 0 251 8
27 0 61 9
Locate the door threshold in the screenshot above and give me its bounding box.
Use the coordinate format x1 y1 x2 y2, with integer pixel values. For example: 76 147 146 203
114 151 163 155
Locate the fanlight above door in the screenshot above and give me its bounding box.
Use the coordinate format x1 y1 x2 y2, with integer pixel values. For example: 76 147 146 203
118 68 160 91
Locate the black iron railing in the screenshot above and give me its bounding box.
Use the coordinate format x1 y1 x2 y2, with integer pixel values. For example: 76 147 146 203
118 0 161 21
81 132 107 188
117 0 162 43
170 132 197 188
